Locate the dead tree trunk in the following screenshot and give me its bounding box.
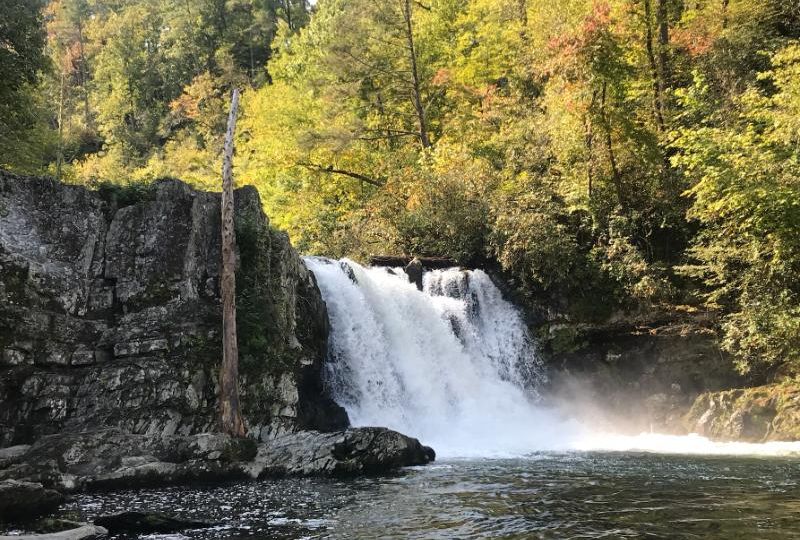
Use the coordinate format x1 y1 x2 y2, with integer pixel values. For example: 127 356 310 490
219 88 246 438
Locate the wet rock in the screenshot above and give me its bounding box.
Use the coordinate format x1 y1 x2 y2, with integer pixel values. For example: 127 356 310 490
0 480 64 520
4 429 255 491
0 524 108 539
1 428 435 494
94 512 212 534
0 445 30 468
250 427 435 477
404 258 424 291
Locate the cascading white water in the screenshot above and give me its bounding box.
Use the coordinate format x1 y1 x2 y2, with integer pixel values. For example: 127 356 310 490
304 257 584 457
305 257 800 458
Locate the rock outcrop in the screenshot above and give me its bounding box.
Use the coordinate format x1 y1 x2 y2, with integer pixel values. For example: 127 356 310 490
545 319 748 434
247 427 436 477
683 383 800 442
0 171 347 446
0 427 434 493
0 480 64 520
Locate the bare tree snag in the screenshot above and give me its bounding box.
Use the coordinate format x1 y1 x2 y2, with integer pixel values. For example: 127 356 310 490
219 88 246 438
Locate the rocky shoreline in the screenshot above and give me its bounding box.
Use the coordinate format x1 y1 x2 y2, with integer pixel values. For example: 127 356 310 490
0 427 434 525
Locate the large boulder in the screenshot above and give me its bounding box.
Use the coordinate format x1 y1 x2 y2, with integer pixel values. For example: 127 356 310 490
0 429 255 491
0 480 64 521
0 171 346 446
250 427 435 477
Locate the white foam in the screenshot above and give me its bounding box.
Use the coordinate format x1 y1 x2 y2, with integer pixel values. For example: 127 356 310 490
574 432 800 457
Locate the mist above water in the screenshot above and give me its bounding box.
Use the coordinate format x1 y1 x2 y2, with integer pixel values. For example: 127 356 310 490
305 257 800 459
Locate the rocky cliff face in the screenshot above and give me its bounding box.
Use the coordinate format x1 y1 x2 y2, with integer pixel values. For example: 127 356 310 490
0 171 347 447
544 319 749 434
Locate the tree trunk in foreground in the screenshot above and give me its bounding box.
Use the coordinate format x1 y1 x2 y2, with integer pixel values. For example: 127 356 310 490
220 88 246 438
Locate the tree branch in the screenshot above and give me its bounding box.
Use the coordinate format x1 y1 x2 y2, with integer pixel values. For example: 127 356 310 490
299 162 385 187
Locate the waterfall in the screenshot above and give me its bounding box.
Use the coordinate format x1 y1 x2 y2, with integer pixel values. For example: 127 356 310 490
304 257 800 458
304 257 580 457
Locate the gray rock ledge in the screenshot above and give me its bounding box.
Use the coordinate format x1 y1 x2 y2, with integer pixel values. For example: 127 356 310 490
0 427 434 521
0 524 108 540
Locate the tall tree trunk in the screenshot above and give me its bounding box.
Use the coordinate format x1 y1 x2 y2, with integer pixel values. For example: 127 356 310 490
401 0 431 148
657 0 671 88
219 88 246 438
284 0 294 30
76 18 92 130
586 90 599 200
56 67 66 180
644 0 666 131
721 0 729 29
375 91 395 149
600 82 624 205
518 0 528 41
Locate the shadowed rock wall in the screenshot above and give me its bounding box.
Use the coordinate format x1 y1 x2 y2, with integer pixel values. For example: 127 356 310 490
0 171 347 446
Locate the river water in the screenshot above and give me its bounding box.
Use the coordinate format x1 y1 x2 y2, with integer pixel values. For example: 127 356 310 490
54 451 800 539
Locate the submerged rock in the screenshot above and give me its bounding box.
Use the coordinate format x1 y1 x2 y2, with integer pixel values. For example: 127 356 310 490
94 512 212 534
0 446 30 469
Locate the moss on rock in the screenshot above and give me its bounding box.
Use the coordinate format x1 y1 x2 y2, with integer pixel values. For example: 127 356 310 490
684 382 800 442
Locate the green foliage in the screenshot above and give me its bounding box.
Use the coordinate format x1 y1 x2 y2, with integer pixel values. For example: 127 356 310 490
2 0 311 183
673 43 800 374
0 0 49 171
94 180 157 208
4 0 800 373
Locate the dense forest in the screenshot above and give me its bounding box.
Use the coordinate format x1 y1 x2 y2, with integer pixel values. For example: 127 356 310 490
2 0 800 376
